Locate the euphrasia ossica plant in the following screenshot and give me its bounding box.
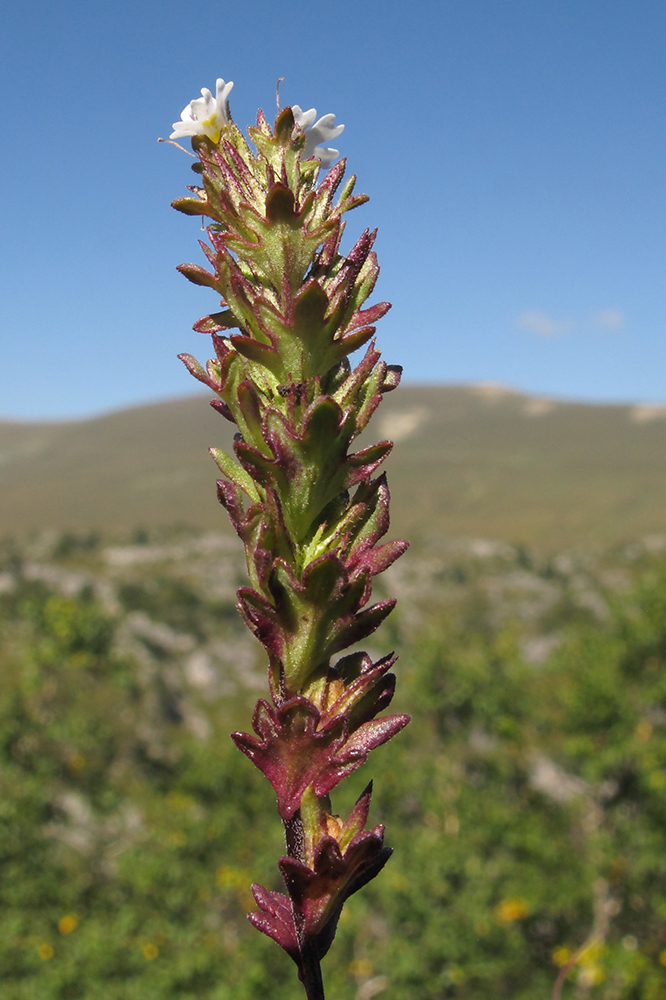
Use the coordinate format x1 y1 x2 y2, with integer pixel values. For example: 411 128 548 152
169 79 409 1000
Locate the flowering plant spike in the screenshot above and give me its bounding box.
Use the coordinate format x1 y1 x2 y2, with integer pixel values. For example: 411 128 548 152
169 79 409 1000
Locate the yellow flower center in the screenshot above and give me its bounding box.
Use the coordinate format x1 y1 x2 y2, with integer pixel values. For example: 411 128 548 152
201 114 222 142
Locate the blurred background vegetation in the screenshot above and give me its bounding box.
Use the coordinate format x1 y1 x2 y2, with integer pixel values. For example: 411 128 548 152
2 390 666 998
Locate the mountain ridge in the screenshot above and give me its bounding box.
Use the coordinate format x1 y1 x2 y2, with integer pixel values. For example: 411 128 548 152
2 385 666 551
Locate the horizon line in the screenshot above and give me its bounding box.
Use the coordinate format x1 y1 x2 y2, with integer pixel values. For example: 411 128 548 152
2 381 666 426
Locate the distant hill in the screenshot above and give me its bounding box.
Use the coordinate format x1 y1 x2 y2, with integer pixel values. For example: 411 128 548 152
2 384 666 551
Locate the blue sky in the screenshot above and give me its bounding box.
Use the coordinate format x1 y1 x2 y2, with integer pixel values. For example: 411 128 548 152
1 0 665 419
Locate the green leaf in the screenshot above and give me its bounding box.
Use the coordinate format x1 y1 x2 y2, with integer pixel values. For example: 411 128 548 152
209 447 260 501
176 263 221 291
303 556 345 606
266 184 298 225
193 310 239 333
293 281 328 335
171 196 210 217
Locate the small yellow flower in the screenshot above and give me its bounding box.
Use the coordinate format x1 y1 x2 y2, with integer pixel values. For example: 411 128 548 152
578 964 606 987
496 897 529 923
349 960 373 978
215 865 253 909
142 943 159 960
216 865 234 886
68 753 85 774
659 949 666 967
37 942 53 960
552 947 572 967
58 914 77 935
216 865 247 887
578 940 604 967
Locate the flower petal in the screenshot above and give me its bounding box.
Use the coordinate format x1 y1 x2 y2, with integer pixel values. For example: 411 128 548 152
313 146 340 169
295 106 344 166
169 78 234 142
292 105 318 130
310 113 345 144
216 78 234 105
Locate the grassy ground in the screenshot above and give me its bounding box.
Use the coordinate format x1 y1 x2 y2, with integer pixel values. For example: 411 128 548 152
2 529 666 998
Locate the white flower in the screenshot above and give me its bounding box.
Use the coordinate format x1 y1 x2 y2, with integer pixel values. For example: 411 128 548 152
170 78 234 143
292 105 344 168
